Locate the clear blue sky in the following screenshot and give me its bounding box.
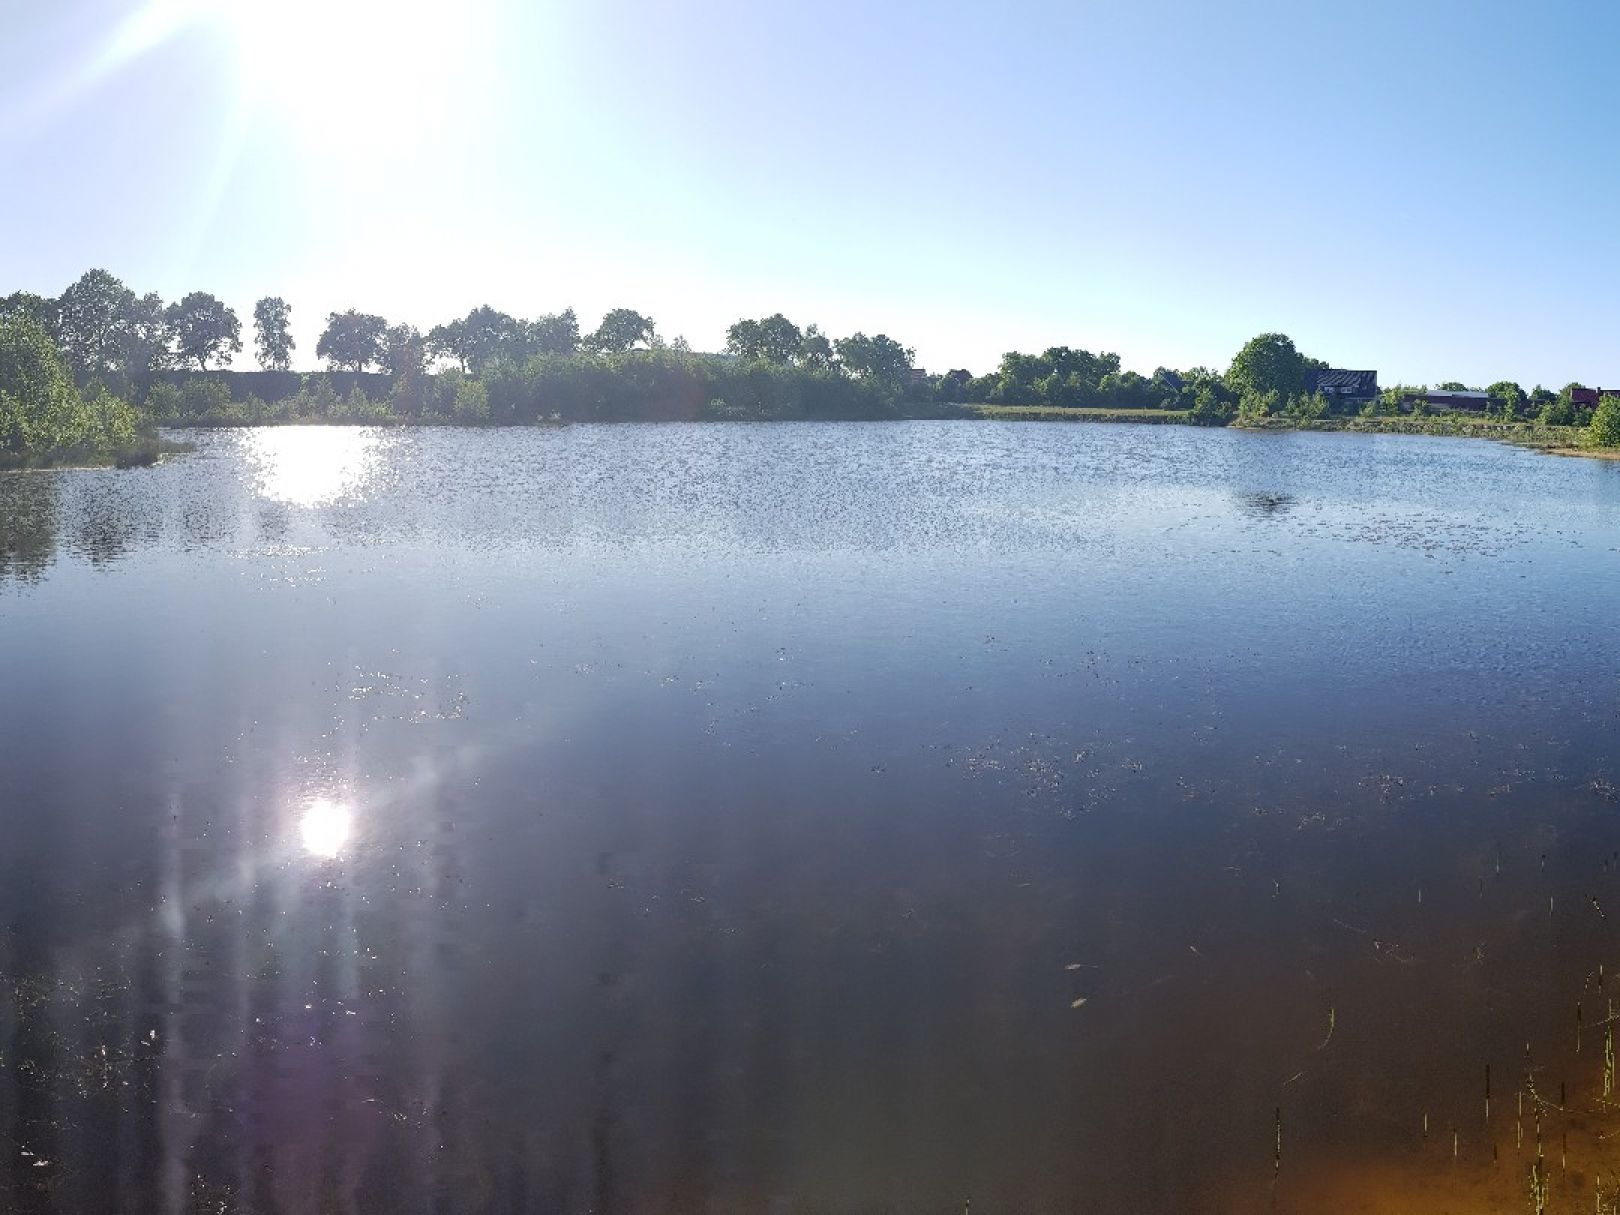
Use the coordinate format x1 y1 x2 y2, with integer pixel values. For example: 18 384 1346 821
3 0 1617 386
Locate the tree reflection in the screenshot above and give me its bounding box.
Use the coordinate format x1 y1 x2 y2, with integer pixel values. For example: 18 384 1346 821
0 474 60 586
68 488 148 567
1233 490 1298 517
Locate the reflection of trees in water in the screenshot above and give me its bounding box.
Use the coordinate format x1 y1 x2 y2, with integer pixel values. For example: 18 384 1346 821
1234 490 1298 517
68 485 154 568
0 475 60 586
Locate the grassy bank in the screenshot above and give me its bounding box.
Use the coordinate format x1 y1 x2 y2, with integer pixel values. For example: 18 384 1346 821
0 434 192 472
1234 414 1584 443
970 405 1192 423
963 403 1620 460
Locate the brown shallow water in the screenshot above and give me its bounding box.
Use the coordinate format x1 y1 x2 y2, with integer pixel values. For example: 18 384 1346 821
2 421 1619 1212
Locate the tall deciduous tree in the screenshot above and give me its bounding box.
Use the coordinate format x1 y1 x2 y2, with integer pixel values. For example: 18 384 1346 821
456 305 520 373
725 319 762 359
727 314 803 363
253 297 295 371
382 323 427 376
528 308 580 356
166 292 243 370
55 269 136 380
119 292 174 378
426 318 469 371
834 332 913 384
799 324 834 368
0 291 56 332
429 305 562 373
316 310 387 371
587 308 655 354
1226 333 1308 400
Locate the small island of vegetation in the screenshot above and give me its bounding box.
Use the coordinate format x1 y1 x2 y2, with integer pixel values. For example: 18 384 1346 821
4 269 1619 467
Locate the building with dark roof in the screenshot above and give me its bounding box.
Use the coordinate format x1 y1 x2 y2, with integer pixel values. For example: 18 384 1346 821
1305 369 1379 401
1423 389 1490 411
1571 388 1620 407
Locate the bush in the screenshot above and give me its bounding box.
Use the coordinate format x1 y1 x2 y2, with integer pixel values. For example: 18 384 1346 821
1539 398 1576 427
0 316 154 464
179 378 234 421
1237 389 1280 422
1589 394 1620 447
1187 384 1233 426
451 373 489 423
82 383 139 451
0 316 88 454
1283 391 1327 421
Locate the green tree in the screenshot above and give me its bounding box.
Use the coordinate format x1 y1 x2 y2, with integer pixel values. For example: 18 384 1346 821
1558 382 1594 426
725 318 762 359
726 314 803 362
55 269 136 380
834 332 913 385
118 292 174 379
253 297 295 371
759 315 803 362
1236 388 1280 422
527 308 579 356
799 324 834 368
587 308 656 354
316 310 387 371
1539 396 1576 426
1486 380 1524 421
0 291 55 331
425 318 468 370
0 316 85 455
1226 333 1307 401
1188 381 1234 425
381 323 427 376
445 305 520 373
165 292 242 370
1589 394 1620 447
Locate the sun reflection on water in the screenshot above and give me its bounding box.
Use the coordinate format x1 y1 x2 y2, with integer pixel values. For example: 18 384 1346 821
245 427 383 507
299 797 353 858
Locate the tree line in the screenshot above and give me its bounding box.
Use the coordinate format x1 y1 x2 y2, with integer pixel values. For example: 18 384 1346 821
3 270 1618 457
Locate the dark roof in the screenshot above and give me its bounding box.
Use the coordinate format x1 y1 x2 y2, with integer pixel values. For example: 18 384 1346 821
1306 368 1378 394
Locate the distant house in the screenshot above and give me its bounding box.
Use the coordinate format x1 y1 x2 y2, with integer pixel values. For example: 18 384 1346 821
1571 388 1620 407
1424 389 1490 411
1305 369 1378 402
906 368 929 386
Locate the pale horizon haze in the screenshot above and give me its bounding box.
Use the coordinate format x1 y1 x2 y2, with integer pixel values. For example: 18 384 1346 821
3 0 1617 386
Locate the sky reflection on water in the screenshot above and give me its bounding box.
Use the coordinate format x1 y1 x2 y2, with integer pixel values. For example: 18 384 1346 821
2 423 1620 1212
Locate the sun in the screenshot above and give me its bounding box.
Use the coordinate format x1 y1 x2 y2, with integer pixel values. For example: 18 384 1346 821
215 0 476 142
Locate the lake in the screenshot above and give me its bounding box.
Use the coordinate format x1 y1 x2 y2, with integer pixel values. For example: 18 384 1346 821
3 421 1619 1213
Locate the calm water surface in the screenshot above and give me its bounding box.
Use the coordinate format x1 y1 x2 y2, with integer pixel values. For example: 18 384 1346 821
2 422 1619 1213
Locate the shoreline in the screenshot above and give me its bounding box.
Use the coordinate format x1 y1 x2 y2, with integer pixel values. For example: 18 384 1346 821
967 405 1620 460
0 437 193 474
10 414 1617 468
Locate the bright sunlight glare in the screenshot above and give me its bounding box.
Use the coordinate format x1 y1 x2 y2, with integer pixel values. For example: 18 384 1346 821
245 426 382 506
299 797 353 859
216 0 476 138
